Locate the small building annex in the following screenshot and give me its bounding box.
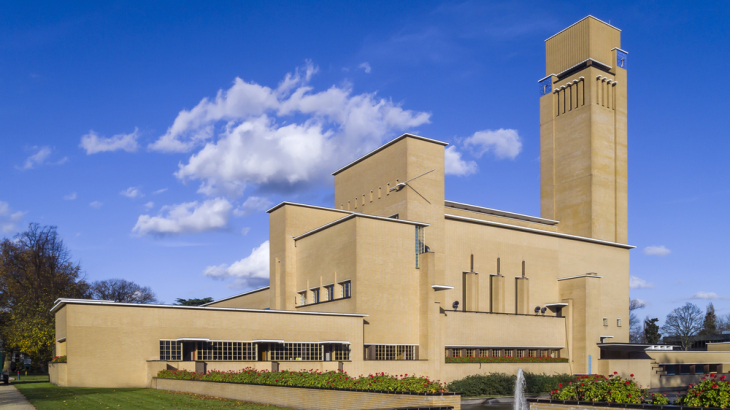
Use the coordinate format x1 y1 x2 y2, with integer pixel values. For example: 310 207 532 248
51 16 730 390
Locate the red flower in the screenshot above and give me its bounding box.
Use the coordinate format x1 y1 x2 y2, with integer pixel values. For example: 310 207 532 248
559 383 563 387
630 374 634 377
614 371 618 375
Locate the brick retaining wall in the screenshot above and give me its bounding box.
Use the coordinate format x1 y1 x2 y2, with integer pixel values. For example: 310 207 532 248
153 378 460 410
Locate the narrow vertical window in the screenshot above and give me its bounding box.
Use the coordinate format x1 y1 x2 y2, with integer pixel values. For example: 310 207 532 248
370 191 373 202
311 288 320 304
340 281 351 298
378 187 381 199
415 226 425 267
299 291 307 306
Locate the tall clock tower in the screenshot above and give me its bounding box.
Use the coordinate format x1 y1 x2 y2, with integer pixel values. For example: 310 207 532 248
539 16 628 243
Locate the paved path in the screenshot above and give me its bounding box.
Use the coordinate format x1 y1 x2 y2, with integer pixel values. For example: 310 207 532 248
0 385 36 409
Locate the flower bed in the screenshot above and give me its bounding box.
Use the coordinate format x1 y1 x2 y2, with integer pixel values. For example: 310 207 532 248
675 374 730 408
157 368 447 393
549 372 669 405
51 355 67 363
446 356 568 363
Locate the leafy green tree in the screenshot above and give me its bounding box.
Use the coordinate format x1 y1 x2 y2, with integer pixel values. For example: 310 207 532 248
174 297 213 306
0 223 89 369
644 317 661 343
700 302 718 335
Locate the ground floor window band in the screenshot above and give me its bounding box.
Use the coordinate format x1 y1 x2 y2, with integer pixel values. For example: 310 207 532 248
364 344 418 360
160 340 350 362
446 347 561 358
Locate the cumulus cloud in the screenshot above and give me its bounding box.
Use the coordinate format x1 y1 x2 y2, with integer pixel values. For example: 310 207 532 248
444 146 478 176
22 146 52 169
80 128 139 154
629 276 654 289
233 196 273 217
688 292 727 300
90 201 103 209
144 201 154 209
120 187 143 198
644 245 671 256
63 192 77 200
464 129 522 160
204 241 269 289
132 197 232 236
359 62 372 73
151 61 430 196
0 201 26 233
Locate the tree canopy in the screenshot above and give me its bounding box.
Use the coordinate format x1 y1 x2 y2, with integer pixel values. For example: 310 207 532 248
662 302 703 350
90 279 157 303
174 297 213 306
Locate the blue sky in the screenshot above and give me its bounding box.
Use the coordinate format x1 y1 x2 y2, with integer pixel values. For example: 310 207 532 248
1 1 729 324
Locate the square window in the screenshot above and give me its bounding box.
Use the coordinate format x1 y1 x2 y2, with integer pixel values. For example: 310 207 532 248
617 318 622 327
603 318 608 326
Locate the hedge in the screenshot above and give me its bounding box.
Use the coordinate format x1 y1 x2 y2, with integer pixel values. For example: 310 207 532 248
447 372 574 397
446 357 568 364
157 368 447 393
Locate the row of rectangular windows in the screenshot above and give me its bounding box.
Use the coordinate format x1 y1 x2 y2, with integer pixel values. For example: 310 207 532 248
364 344 418 361
160 340 350 362
298 281 350 306
663 364 722 376
446 348 561 358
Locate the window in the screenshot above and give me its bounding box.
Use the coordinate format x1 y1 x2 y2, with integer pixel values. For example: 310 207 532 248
451 349 461 358
603 318 608 326
415 226 425 267
332 344 351 361
529 349 539 357
375 345 416 360
299 291 307 306
160 340 182 361
505 350 513 357
311 288 320 304
680 365 691 375
491 349 501 357
617 318 622 327
340 281 351 298
516 349 525 358
269 343 323 361
465 349 475 358
479 349 489 357
325 285 334 301
197 341 257 361
664 365 676 375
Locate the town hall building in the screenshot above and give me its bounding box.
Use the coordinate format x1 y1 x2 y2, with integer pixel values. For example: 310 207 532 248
50 16 730 390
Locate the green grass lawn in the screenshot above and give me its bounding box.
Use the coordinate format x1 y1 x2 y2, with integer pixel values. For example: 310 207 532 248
14 382 295 410
11 374 50 384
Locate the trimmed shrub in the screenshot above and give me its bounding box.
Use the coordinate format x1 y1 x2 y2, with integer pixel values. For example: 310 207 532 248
550 373 646 404
446 357 568 364
157 368 446 394
675 374 730 408
446 372 574 397
651 392 671 405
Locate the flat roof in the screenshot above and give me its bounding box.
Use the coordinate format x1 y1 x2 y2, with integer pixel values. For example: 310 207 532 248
445 200 559 226
331 133 448 176
267 201 352 214
201 286 270 307
293 212 429 241
545 15 621 42
50 298 368 318
445 213 635 249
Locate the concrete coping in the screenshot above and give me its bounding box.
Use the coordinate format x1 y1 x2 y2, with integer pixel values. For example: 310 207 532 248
50 298 368 318
293 212 428 242
201 286 270 307
527 398 723 410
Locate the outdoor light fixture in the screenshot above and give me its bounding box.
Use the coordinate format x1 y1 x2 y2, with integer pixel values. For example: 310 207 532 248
534 306 541 315
452 301 459 311
541 307 547 315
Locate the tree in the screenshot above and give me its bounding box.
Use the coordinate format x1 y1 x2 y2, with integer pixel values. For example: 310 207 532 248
89 279 157 303
0 224 89 368
662 302 704 350
718 313 730 334
174 297 213 306
700 303 718 335
644 317 661 343
629 299 646 343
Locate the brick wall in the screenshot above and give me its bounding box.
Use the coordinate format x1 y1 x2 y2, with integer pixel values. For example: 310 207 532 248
153 378 461 410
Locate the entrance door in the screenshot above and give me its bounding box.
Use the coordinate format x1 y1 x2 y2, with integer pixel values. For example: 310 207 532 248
182 342 196 361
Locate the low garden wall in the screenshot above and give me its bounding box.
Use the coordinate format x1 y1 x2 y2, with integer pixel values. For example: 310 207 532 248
529 399 720 410
152 378 461 410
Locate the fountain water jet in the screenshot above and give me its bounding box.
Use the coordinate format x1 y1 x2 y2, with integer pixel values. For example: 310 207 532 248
514 368 528 410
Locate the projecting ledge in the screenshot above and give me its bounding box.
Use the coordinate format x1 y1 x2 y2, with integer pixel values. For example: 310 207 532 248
432 285 454 291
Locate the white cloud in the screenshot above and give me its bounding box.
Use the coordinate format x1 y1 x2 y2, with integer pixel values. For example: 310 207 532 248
152 188 168 195
22 146 52 169
120 187 143 198
233 196 273 217
79 128 139 154
633 298 650 307
241 227 251 236
688 292 728 300
444 146 477 176
629 276 654 289
63 192 77 200
132 197 232 236
151 61 430 196
89 201 103 209
644 245 671 256
204 241 269 289
463 128 522 160
359 62 372 73
0 201 26 233
144 201 154 209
